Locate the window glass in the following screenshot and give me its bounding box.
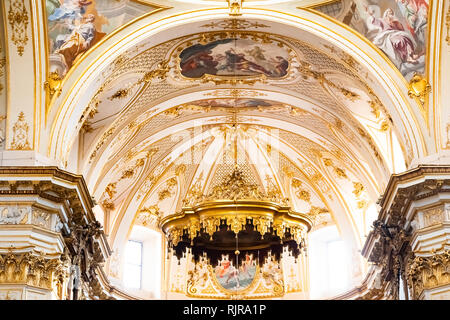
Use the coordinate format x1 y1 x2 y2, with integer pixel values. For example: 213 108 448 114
124 240 142 289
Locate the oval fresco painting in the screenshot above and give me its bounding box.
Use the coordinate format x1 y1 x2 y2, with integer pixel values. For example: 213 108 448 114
186 98 281 109
214 254 257 291
180 39 290 79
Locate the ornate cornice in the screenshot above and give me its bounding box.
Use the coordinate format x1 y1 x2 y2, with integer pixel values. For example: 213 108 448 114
378 165 450 210
0 167 97 224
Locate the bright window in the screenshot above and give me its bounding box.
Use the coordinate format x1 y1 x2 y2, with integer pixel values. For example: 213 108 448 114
309 226 350 298
123 240 143 289
327 240 348 292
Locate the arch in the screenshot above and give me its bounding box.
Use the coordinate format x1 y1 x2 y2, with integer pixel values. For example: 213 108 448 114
46 8 428 168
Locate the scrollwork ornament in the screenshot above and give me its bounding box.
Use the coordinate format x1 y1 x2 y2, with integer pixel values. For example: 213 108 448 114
10 112 31 150
7 0 29 56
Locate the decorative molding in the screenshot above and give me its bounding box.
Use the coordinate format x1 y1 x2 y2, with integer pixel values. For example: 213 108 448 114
10 112 31 150
7 0 29 56
291 178 311 203
201 19 269 30
0 289 22 300
158 177 177 201
108 88 131 101
352 182 364 198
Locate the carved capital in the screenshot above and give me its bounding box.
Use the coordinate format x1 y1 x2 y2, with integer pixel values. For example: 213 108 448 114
0 251 68 290
406 250 450 299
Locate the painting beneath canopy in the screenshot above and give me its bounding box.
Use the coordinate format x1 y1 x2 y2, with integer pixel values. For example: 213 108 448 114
313 0 429 80
214 254 257 291
45 0 159 77
179 38 290 79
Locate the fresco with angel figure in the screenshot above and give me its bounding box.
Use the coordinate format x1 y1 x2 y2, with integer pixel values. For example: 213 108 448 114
314 0 429 80
45 0 158 77
214 253 257 291
180 38 290 79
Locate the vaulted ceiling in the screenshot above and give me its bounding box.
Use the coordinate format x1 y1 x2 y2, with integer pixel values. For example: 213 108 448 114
40 0 441 285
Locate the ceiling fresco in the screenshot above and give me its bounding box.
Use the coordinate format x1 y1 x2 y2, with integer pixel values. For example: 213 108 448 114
179 38 290 78
45 0 160 77
313 0 429 80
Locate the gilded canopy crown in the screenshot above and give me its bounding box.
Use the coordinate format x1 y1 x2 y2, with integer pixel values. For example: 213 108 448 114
184 168 288 207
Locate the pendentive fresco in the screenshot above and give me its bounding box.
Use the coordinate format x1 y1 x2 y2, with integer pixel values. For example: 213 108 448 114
45 0 157 78
314 0 429 80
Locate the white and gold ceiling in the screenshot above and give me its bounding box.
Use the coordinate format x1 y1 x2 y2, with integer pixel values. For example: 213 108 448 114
0 0 448 296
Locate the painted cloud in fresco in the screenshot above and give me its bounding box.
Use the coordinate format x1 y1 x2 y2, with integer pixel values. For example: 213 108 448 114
314 0 429 80
180 38 290 79
45 0 156 78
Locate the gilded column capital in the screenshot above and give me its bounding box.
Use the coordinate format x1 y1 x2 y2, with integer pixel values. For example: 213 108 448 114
0 250 68 291
406 250 450 299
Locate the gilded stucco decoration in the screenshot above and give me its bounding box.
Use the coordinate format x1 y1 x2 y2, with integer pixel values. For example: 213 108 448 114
10 111 31 150
352 182 365 198
201 19 270 30
227 0 243 16
291 179 311 203
158 177 178 201
0 251 68 290
135 205 160 228
44 71 63 102
183 168 288 207
7 0 29 56
408 73 431 105
407 250 450 299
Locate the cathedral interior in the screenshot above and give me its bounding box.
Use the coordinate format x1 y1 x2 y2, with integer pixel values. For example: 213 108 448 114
0 0 448 300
